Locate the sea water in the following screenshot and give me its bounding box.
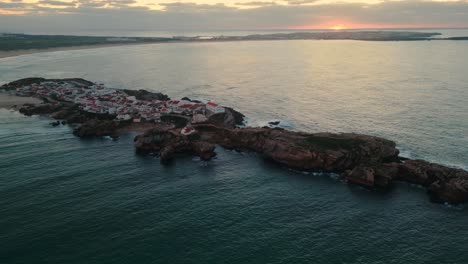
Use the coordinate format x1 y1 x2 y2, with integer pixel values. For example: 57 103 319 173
1 31 467 263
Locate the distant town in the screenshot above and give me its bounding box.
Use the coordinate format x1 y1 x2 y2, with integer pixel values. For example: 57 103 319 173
11 80 225 129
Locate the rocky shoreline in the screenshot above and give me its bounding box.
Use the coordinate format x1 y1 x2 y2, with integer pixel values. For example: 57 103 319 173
134 124 468 204
1 78 467 204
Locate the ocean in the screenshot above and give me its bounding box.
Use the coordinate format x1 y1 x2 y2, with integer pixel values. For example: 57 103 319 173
1 30 468 263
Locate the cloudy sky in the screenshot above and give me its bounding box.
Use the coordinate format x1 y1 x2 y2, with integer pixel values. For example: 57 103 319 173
1 0 468 33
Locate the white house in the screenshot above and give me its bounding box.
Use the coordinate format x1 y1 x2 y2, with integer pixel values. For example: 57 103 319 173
192 114 208 124
117 114 132 120
206 102 225 114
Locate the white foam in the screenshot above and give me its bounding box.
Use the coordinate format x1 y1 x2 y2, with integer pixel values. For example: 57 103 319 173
397 146 413 159
243 118 295 130
444 203 465 211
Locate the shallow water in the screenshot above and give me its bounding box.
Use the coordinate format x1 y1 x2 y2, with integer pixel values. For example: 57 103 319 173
1 32 468 263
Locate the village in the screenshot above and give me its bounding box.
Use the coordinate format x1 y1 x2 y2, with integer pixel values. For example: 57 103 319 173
12 80 226 130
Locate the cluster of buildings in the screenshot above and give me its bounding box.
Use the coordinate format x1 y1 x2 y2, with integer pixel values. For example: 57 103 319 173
14 81 226 123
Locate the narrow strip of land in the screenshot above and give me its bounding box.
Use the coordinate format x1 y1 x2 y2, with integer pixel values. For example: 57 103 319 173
0 92 42 109
0 43 155 59
2 31 467 59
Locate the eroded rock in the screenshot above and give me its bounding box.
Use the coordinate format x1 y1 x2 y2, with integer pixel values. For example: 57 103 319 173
73 119 120 138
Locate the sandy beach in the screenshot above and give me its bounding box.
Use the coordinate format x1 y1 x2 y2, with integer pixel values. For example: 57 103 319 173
0 92 42 109
0 43 155 59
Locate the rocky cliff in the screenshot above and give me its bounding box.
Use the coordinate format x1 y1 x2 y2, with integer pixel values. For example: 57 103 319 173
134 124 468 204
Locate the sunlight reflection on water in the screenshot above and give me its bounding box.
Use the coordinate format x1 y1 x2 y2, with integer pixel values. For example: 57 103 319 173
1 38 467 168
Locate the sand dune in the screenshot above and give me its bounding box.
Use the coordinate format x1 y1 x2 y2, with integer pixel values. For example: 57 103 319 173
0 92 42 109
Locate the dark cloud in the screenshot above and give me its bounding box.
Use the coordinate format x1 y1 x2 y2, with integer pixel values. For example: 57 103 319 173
39 0 77 7
0 1 467 32
0 2 24 8
76 0 107 8
284 0 318 5
159 2 233 12
234 1 277 7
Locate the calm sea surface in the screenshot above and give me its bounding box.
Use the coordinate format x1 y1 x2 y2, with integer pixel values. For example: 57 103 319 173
1 30 468 263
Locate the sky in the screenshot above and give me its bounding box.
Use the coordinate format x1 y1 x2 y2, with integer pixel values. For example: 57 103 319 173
1 0 468 33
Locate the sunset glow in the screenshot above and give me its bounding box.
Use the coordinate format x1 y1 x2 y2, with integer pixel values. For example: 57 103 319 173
330 24 347 30
1 0 468 32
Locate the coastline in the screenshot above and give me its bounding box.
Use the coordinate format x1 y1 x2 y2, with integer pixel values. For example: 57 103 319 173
0 92 42 109
0 42 157 59
1 31 459 59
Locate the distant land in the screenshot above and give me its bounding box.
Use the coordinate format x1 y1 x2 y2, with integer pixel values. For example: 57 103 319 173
1 31 467 58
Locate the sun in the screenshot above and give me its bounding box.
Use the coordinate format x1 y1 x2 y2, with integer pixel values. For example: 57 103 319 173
330 24 347 30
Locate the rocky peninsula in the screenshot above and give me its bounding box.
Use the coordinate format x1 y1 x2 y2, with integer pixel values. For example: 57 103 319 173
1 78 467 204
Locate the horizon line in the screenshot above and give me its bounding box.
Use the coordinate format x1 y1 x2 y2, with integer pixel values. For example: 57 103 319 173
1 27 468 36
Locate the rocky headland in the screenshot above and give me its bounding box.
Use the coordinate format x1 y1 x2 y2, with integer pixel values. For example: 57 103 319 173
134 124 468 204
1 78 467 204
1 77 244 137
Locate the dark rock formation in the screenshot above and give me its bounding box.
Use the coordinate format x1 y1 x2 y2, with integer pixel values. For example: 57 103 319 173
50 121 61 127
208 108 245 128
192 141 216 161
269 121 281 126
17 101 114 128
160 115 190 128
225 107 245 127
345 160 468 204
345 163 399 189
123 89 169 101
178 98 244 127
19 103 64 116
134 128 216 162
135 125 399 171
51 109 72 119
73 119 120 138
191 125 399 171
399 160 468 204
181 97 202 103
134 124 468 204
